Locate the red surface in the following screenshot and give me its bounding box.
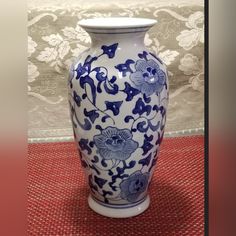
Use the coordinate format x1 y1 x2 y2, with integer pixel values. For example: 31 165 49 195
28 135 204 236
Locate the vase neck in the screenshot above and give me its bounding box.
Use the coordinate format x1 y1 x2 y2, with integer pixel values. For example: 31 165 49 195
87 30 147 48
79 17 157 49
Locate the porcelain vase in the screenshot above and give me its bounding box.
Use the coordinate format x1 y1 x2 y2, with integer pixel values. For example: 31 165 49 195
68 17 168 218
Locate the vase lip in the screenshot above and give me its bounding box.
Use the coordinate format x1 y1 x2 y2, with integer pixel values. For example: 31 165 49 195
78 17 157 30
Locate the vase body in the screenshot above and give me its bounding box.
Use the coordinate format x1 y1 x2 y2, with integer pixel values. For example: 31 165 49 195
68 18 168 218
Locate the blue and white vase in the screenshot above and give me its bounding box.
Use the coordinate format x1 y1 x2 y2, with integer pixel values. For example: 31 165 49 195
68 17 168 218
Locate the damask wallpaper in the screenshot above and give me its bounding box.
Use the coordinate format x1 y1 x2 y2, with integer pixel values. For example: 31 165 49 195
28 0 204 142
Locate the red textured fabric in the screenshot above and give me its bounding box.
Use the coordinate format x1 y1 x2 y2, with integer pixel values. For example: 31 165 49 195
28 135 204 236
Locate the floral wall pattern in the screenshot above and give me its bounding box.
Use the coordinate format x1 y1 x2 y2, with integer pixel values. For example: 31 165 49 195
28 0 204 142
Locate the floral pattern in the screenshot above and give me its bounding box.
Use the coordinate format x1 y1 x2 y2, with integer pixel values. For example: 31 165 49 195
120 171 149 202
93 127 138 161
67 42 167 206
130 59 166 96
176 11 204 50
179 53 204 93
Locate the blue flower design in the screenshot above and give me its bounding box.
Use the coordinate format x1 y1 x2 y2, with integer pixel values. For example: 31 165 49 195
101 43 118 58
93 127 138 161
78 138 92 155
130 59 166 96
75 55 98 80
105 101 123 116
132 98 152 116
120 171 149 202
73 91 82 107
115 59 135 77
123 82 140 101
75 62 88 79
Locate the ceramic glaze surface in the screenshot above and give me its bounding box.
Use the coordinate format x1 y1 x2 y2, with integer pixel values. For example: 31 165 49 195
68 17 168 217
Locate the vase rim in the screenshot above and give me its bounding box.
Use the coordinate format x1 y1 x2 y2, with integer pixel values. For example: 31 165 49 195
78 17 157 29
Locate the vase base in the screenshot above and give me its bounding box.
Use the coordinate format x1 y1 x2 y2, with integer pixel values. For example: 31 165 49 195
88 194 150 218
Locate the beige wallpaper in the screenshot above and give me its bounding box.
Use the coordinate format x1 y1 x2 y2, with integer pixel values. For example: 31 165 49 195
28 0 204 142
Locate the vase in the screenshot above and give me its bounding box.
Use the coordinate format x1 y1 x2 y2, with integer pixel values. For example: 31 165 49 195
68 17 168 218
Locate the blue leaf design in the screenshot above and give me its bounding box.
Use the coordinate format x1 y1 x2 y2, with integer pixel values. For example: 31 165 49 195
148 120 160 131
138 153 152 166
80 75 97 105
84 55 98 72
84 108 99 123
97 81 103 93
104 81 119 95
143 93 151 103
75 63 87 79
79 138 92 155
137 121 149 133
102 190 113 203
115 59 135 76
138 51 148 60
73 91 82 107
132 98 152 116
124 115 134 123
101 43 118 58
91 155 99 163
105 101 123 116
71 103 92 130
94 175 107 188
110 76 117 83
89 141 94 148
108 160 136 191
95 125 103 131
141 134 154 155
152 105 159 112
101 159 108 167
93 67 108 82
101 115 110 123
123 82 140 101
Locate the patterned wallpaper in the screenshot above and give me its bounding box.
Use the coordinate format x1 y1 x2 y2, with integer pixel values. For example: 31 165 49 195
28 0 204 142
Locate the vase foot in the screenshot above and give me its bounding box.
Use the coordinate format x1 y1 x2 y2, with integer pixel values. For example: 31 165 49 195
88 194 150 218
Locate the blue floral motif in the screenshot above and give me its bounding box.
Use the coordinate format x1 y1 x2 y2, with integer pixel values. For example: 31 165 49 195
101 43 118 58
94 175 107 188
115 59 135 77
75 62 87 79
138 51 148 60
138 153 152 167
84 108 99 123
105 101 123 116
130 59 166 96
141 134 154 155
93 127 138 161
132 98 152 116
120 171 149 202
73 91 82 107
69 47 168 205
79 138 92 155
123 82 140 101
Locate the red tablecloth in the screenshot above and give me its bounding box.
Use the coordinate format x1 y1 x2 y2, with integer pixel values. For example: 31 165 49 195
28 135 204 235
